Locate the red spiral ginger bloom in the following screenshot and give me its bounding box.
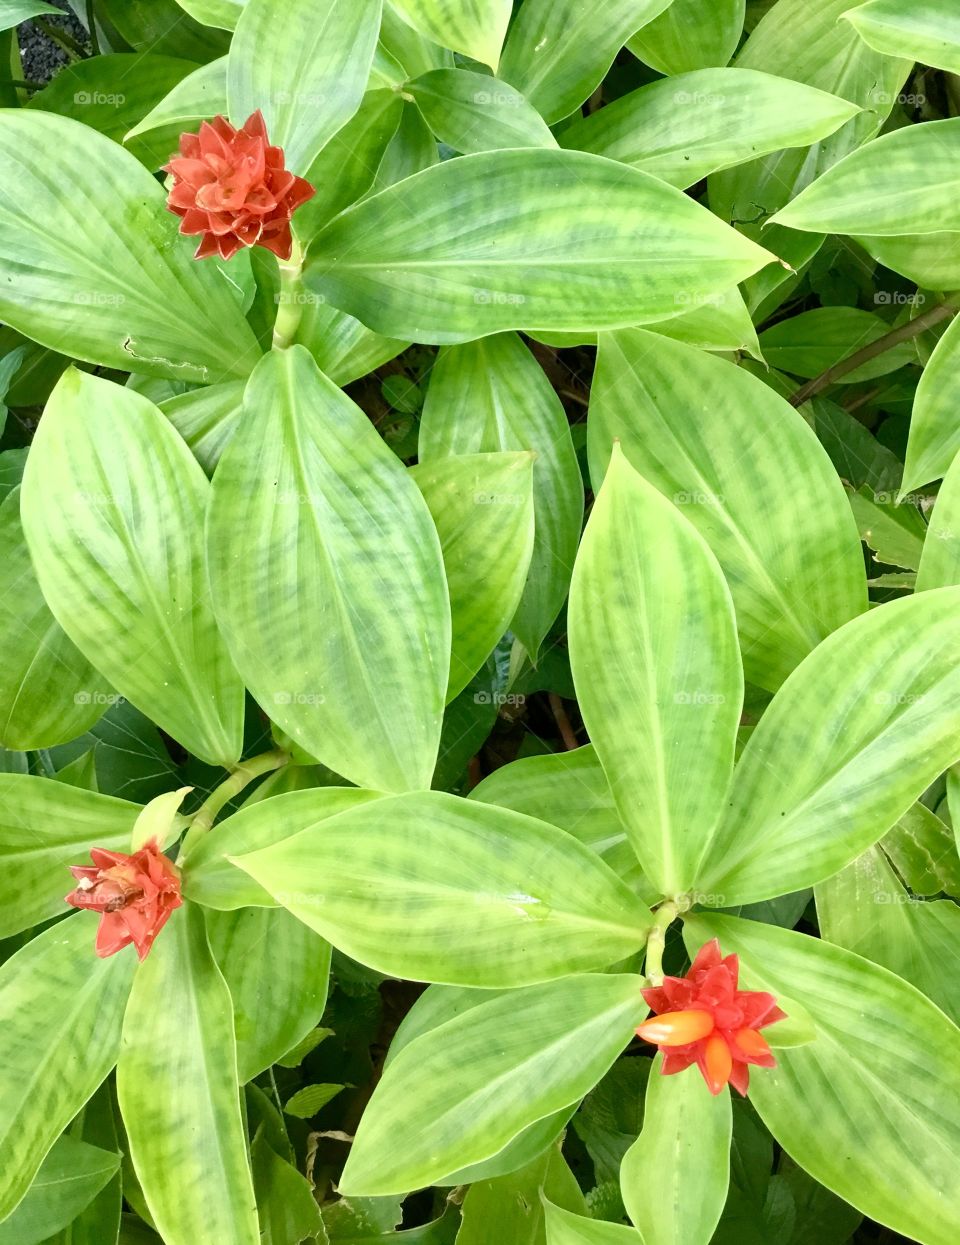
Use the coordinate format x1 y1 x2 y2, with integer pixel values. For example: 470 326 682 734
65 839 182 960
163 110 315 261
636 938 786 1096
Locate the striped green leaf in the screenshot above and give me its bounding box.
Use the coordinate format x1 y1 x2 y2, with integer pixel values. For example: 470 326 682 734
856 231 960 290
228 0 382 175
620 1058 731 1245
173 0 241 27
206 905 332 1082
303 149 774 344
408 69 556 154
561 69 858 189
0 487 111 749
231 790 651 986
843 0 960 77
0 773 141 939
125 57 228 151
411 452 535 700
903 312 960 493
758 307 915 382
207 347 449 792
0 915 134 1221
684 912 960 1245
568 448 743 896
388 0 510 69
21 370 245 768
499 0 670 123
627 0 744 73
590 331 867 690
293 301 407 384
545 1201 642 1244
696 588 960 904
340 974 647 1196
917 449 960 590
0 1 59 30
773 119 960 237
159 381 245 476
0 1135 120 1245
0 110 258 383
419 333 583 657
117 902 258 1245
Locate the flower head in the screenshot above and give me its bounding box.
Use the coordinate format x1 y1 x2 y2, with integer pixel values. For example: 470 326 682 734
163 110 315 261
65 839 182 960
636 938 786 1095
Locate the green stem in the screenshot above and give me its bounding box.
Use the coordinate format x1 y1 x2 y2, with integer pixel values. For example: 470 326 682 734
272 237 305 350
180 749 288 855
643 901 679 986
33 17 87 61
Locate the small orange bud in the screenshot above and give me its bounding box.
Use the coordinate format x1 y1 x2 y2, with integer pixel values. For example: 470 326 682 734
703 1032 733 1095
636 1009 715 1046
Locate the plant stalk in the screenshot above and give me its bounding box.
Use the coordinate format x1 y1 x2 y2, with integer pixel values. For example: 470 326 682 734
272 237 305 349
643 901 679 986
180 749 288 856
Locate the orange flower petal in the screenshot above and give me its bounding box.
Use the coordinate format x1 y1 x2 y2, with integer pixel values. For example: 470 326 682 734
702 1032 733 1094
636 1009 715 1046
733 1027 772 1059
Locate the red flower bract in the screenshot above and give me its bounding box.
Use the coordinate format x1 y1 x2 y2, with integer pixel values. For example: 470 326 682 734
636 938 786 1096
163 110 315 261
65 839 182 960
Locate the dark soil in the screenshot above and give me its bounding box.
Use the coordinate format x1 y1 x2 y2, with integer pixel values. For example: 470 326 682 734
17 0 89 85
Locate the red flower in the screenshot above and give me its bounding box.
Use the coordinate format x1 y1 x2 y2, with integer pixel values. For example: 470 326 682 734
65 839 182 960
163 110 315 261
636 938 786 1096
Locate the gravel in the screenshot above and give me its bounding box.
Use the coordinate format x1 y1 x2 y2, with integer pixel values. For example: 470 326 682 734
17 0 90 86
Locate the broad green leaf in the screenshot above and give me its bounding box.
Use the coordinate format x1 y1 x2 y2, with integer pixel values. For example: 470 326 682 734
499 0 671 123
159 381 245 476
231 789 651 986
903 312 960 493
773 119 960 237
0 487 111 749
882 801 960 897
0 0 58 30
685 912 960 1245
116 902 258 1245
409 69 556 154
846 485 926 570
411 452 535 700
0 1135 120 1245
251 1132 328 1245
99 0 230 57
590 331 867 690
304 149 774 344
808 396 904 494
44 1083 122 1245
207 346 449 792
21 370 245 768
0 774 141 938
379 1 455 78
206 905 332 1082
758 307 915 382
124 56 228 151
544 1201 641 1244
855 230 960 291
620 1057 732 1245
0 110 258 383
419 333 583 656
368 98 439 189
0 915 134 1220
568 448 743 895
917 449 960 589
843 0 960 76
228 0 382 174
457 1146 584 1245
627 0 744 73
817 845 960 1024
340 973 647 1195
294 301 407 385
182 787 384 909
388 0 510 69
696 590 960 903
283 1083 344 1118
561 69 858 189
174 0 241 28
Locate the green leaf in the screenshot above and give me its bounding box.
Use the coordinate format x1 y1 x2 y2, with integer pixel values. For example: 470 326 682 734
116 902 258 1245
419 333 583 656
207 905 331 1083
855 231 960 291
590 331 867 691
99 0 230 57
0 110 258 383
881 801 960 897
408 69 556 154
207 346 449 792
230 789 651 986
569 446 742 895
627 0 744 73
0 1 59 31
772 118 960 237
44 1083 122 1245
228 0 383 174
293 301 408 385
251 1132 327 1245
0 487 112 749
620 1056 732 1245
561 69 858 190
457 1146 585 1245
903 312 960 493
843 0 960 76
758 307 915 382
808 396 904 494
159 381 245 475
303 149 774 344
0 915 134 1221
544 1201 641 1244
0 1136 120 1245
0 774 141 939
283 1083 345 1118
411 452 535 699
684 912 960 1245
125 57 228 153
340 973 647 1196
499 0 670 123
21 370 245 768
845 485 926 570
696 588 960 904
918 450 960 590
173 0 241 28
388 0 511 70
